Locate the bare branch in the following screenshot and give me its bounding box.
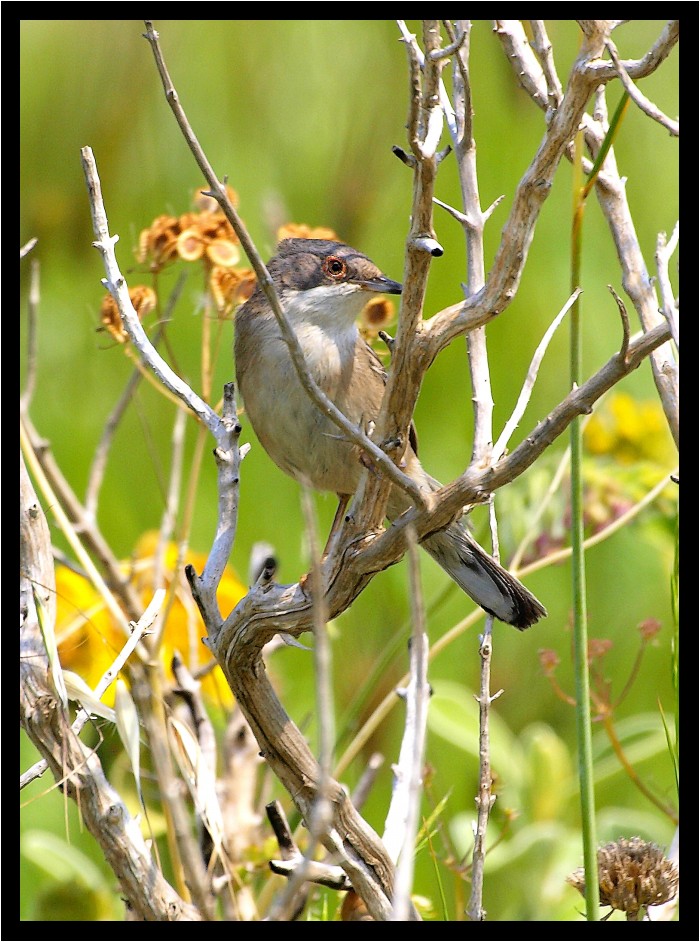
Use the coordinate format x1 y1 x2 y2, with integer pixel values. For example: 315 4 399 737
20 258 40 415
585 128 679 447
82 148 224 441
584 20 679 82
528 20 563 111
494 20 548 110
423 26 608 360
485 22 679 447
605 38 679 136
20 458 200 921
387 529 430 921
608 285 631 363
20 237 38 260
466 620 499 922
142 21 426 511
360 321 672 577
655 222 679 349
493 288 580 459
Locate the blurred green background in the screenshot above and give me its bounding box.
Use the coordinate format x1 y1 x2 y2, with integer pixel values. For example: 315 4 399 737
20 20 678 921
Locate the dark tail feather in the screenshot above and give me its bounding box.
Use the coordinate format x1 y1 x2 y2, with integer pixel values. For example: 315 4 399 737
422 523 547 630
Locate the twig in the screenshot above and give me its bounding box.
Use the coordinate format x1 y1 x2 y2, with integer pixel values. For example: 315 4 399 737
466 618 500 921
142 21 427 512
265 488 342 921
494 288 580 460
20 418 134 637
494 19 679 448
300 487 335 787
86 275 187 520
171 651 218 782
20 258 40 415
398 20 458 141
388 527 430 921
266 800 351 891
528 20 563 112
81 147 224 441
447 19 493 466
20 459 200 920
608 285 631 363
351 753 385 811
85 362 144 522
359 321 672 576
336 465 676 781
20 237 38 260
585 104 679 448
655 222 679 349
149 407 188 653
494 20 548 111
423 21 613 359
605 38 679 136
584 20 679 81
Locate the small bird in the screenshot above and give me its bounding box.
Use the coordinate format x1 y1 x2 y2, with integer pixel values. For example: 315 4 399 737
234 238 546 629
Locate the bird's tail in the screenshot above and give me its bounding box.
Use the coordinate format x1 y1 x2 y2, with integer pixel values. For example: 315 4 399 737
422 523 546 630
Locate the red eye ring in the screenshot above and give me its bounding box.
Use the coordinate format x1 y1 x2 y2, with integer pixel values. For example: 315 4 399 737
322 255 347 279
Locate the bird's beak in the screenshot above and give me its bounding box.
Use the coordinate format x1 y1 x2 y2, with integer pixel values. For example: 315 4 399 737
359 275 402 295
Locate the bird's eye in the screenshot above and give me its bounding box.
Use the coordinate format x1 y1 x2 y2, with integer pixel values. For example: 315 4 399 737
322 255 347 279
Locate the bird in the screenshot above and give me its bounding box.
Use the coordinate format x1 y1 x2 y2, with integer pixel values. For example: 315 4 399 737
234 238 546 629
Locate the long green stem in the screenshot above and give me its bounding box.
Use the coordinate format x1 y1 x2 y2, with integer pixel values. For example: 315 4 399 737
570 128 598 921
570 90 629 921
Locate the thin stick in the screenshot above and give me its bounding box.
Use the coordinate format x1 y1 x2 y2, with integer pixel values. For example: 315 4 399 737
86 275 187 519
20 258 40 414
141 21 427 512
20 591 162 790
493 288 580 459
466 617 499 921
388 527 430 921
605 38 679 136
655 222 679 349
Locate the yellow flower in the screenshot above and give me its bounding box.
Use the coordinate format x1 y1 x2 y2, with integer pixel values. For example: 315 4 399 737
584 393 675 466
56 532 246 708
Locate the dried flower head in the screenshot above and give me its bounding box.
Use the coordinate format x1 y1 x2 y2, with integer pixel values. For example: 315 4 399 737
99 286 157 343
587 637 613 664
192 184 239 214
137 214 181 270
538 648 560 676
205 238 240 268
361 297 395 329
567 837 679 920
638 618 662 642
276 222 339 243
210 266 256 314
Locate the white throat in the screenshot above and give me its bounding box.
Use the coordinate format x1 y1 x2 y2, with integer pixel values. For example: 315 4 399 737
281 284 363 373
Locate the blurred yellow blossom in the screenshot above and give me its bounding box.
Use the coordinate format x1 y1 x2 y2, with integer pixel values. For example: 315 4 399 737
584 393 675 466
56 532 246 708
